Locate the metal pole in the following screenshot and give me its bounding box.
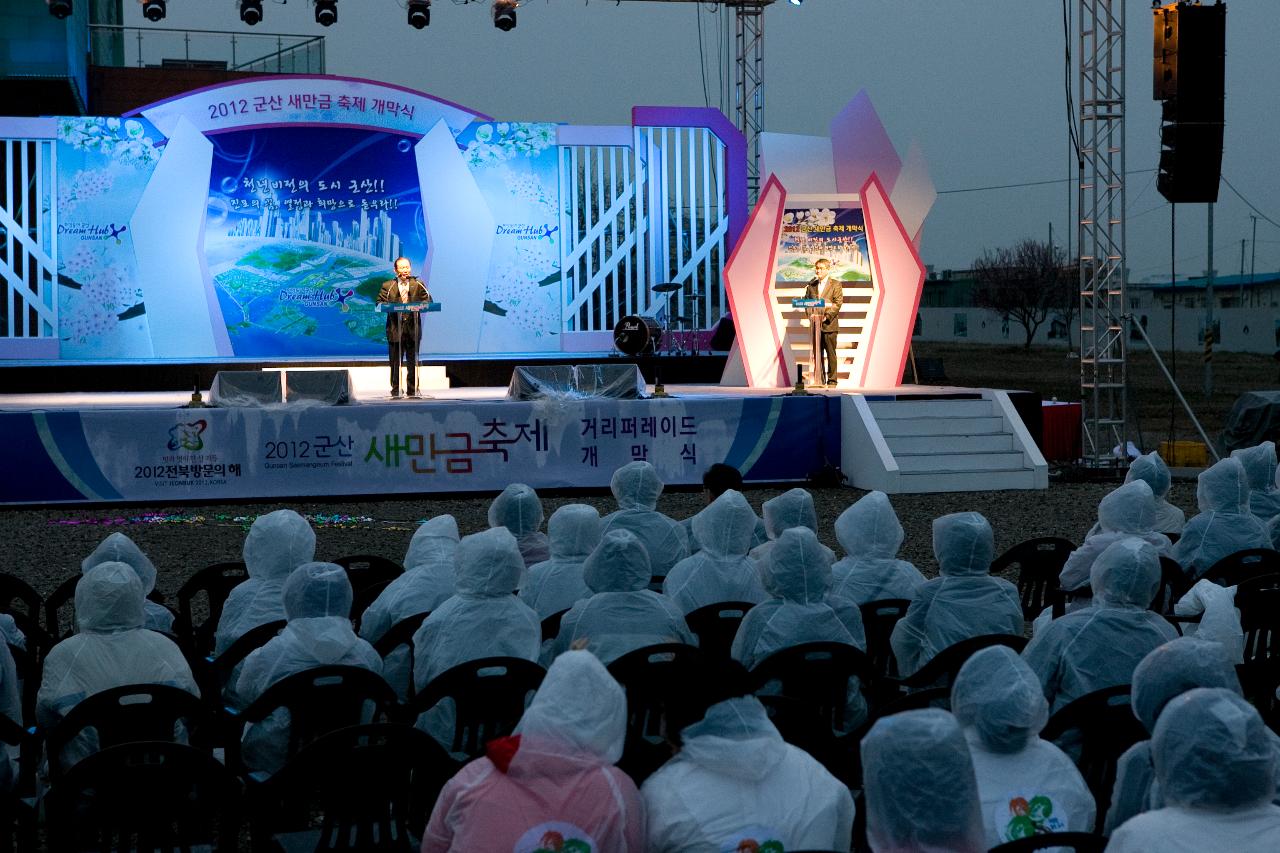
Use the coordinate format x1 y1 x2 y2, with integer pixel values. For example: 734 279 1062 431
1128 312 1220 462
1250 213 1259 306
1204 204 1214 399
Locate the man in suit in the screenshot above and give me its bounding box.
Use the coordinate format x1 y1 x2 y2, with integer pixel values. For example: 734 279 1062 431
376 257 430 398
803 258 843 386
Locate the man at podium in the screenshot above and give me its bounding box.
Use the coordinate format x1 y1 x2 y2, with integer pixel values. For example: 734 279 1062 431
376 257 431 398
804 258 843 386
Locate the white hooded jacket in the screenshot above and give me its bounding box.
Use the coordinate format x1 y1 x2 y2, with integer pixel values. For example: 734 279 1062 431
663 490 767 615
214 510 316 655
1085 452 1185 536
1173 457 1270 578
829 491 926 606
489 483 551 567
1059 480 1173 592
81 532 174 634
748 488 837 568
1231 441 1280 522
519 504 602 621
600 461 689 579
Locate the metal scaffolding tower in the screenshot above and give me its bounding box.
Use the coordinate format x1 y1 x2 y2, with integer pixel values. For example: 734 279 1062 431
1077 0 1128 468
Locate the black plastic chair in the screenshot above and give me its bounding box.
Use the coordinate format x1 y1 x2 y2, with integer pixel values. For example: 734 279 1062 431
1202 547 1280 587
173 560 248 658
44 682 212 782
858 598 912 679
0 573 42 643
1041 685 1144 832
992 537 1075 622
1151 555 1192 615
226 664 398 777
405 656 545 761
246 722 459 852
989 832 1109 852
606 643 708 785
1234 582 1280 729
884 633 1029 698
684 601 753 661
372 610 431 701
199 618 287 708
45 740 242 852
5 642 39 731
334 554 404 597
352 578 394 634
539 608 569 647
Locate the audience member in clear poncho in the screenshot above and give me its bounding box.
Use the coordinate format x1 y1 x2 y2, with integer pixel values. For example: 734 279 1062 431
553 529 696 664
37 562 198 770
829 490 926 606
748 488 836 568
1173 456 1270 579
951 645 1096 847
681 463 768 555
358 515 459 700
489 483 550 567
214 509 316 655
233 562 382 777
663 490 767 615
890 512 1024 676
1230 440 1280 522
1105 688 1280 853
601 461 689 581
1086 451 1185 536
412 528 541 746
731 527 867 730
81 532 174 634
642 662 855 853
519 504 602 621
1023 538 1177 713
421 650 645 853
1058 480 1173 598
0 644 21 791
861 708 986 853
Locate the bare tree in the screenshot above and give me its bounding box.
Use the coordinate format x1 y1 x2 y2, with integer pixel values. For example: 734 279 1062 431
972 239 1072 349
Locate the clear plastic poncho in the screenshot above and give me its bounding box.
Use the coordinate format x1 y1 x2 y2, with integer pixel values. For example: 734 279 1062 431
663 490 768 615
1231 441 1280 522
952 646 1097 846
489 483 550 567
421 650 644 853
1173 457 1271 579
1059 480 1173 592
641 696 855 853
81 531 174 634
682 511 769 556
553 529 695 665
861 708 986 853
37 562 198 767
829 491 926 606
749 488 836 567
1024 538 1177 712
1085 452 1185 536
890 512 1024 676
601 461 689 579
214 509 316 655
519 504 602 621
234 562 383 775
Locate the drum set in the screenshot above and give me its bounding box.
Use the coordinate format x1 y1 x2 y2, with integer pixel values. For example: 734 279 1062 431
612 281 704 357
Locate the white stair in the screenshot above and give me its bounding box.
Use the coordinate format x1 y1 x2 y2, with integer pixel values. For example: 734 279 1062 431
841 392 1048 493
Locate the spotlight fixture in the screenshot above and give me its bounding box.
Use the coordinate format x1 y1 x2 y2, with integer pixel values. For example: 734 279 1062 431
788 0 803 6
314 0 338 27
493 0 517 32
141 0 166 22
48 0 73 19
240 0 263 26
407 0 430 29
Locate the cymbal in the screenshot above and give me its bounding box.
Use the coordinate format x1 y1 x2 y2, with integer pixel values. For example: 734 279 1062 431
671 315 692 324
652 282 682 293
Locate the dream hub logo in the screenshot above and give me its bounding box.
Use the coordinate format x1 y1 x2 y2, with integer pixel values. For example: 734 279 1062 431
278 287 357 311
496 223 558 242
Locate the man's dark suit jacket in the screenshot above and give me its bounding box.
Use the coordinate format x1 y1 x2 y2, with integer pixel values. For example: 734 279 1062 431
376 277 431 344
803 275 844 332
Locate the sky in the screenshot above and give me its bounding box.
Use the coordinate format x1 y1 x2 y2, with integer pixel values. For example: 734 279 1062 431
119 0 1280 283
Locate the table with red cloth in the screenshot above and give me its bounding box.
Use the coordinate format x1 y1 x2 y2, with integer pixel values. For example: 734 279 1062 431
1041 401 1082 462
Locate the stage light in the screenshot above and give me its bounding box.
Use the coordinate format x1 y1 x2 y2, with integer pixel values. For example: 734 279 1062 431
240 0 263 26
48 0 73 19
493 0 517 32
407 0 430 29
314 0 337 27
141 0 166 22
788 0 803 5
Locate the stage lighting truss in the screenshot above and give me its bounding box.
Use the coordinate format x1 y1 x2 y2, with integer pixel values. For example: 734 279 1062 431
240 0 264 26
492 0 517 32
48 0 73 19
141 0 166 22
408 0 431 29
314 0 338 26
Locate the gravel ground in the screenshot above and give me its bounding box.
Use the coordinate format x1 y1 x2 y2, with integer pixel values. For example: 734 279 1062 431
1 480 1200 601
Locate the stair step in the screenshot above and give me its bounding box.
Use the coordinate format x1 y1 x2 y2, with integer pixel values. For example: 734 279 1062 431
878 416 1005 437
893 468 1043 493
896 451 1028 473
869 399 993 418
886 434 1015 455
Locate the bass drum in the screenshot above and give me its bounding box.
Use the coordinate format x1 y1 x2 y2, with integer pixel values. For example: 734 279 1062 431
613 314 662 356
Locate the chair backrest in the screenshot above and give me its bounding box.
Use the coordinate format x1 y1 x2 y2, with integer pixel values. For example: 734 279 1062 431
684 601 753 661
175 561 248 658
1235 584 1280 671
539 608 569 646
333 554 404 594
372 611 431 701
201 618 286 701
899 633 1029 691
43 574 81 644
44 682 211 782
992 537 1075 622
1151 555 1191 614
988 832 1109 853
750 642 876 733
407 656 546 760
607 643 708 784
6 642 39 730
1041 684 1144 832
859 598 912 679
45 740 241 853
0 573 42 642
1202 547 1280 587
351 579 394 633
249 722 460 852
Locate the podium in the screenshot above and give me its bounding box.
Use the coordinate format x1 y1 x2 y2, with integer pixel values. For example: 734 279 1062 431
375 302 442 395
792 297 826 386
